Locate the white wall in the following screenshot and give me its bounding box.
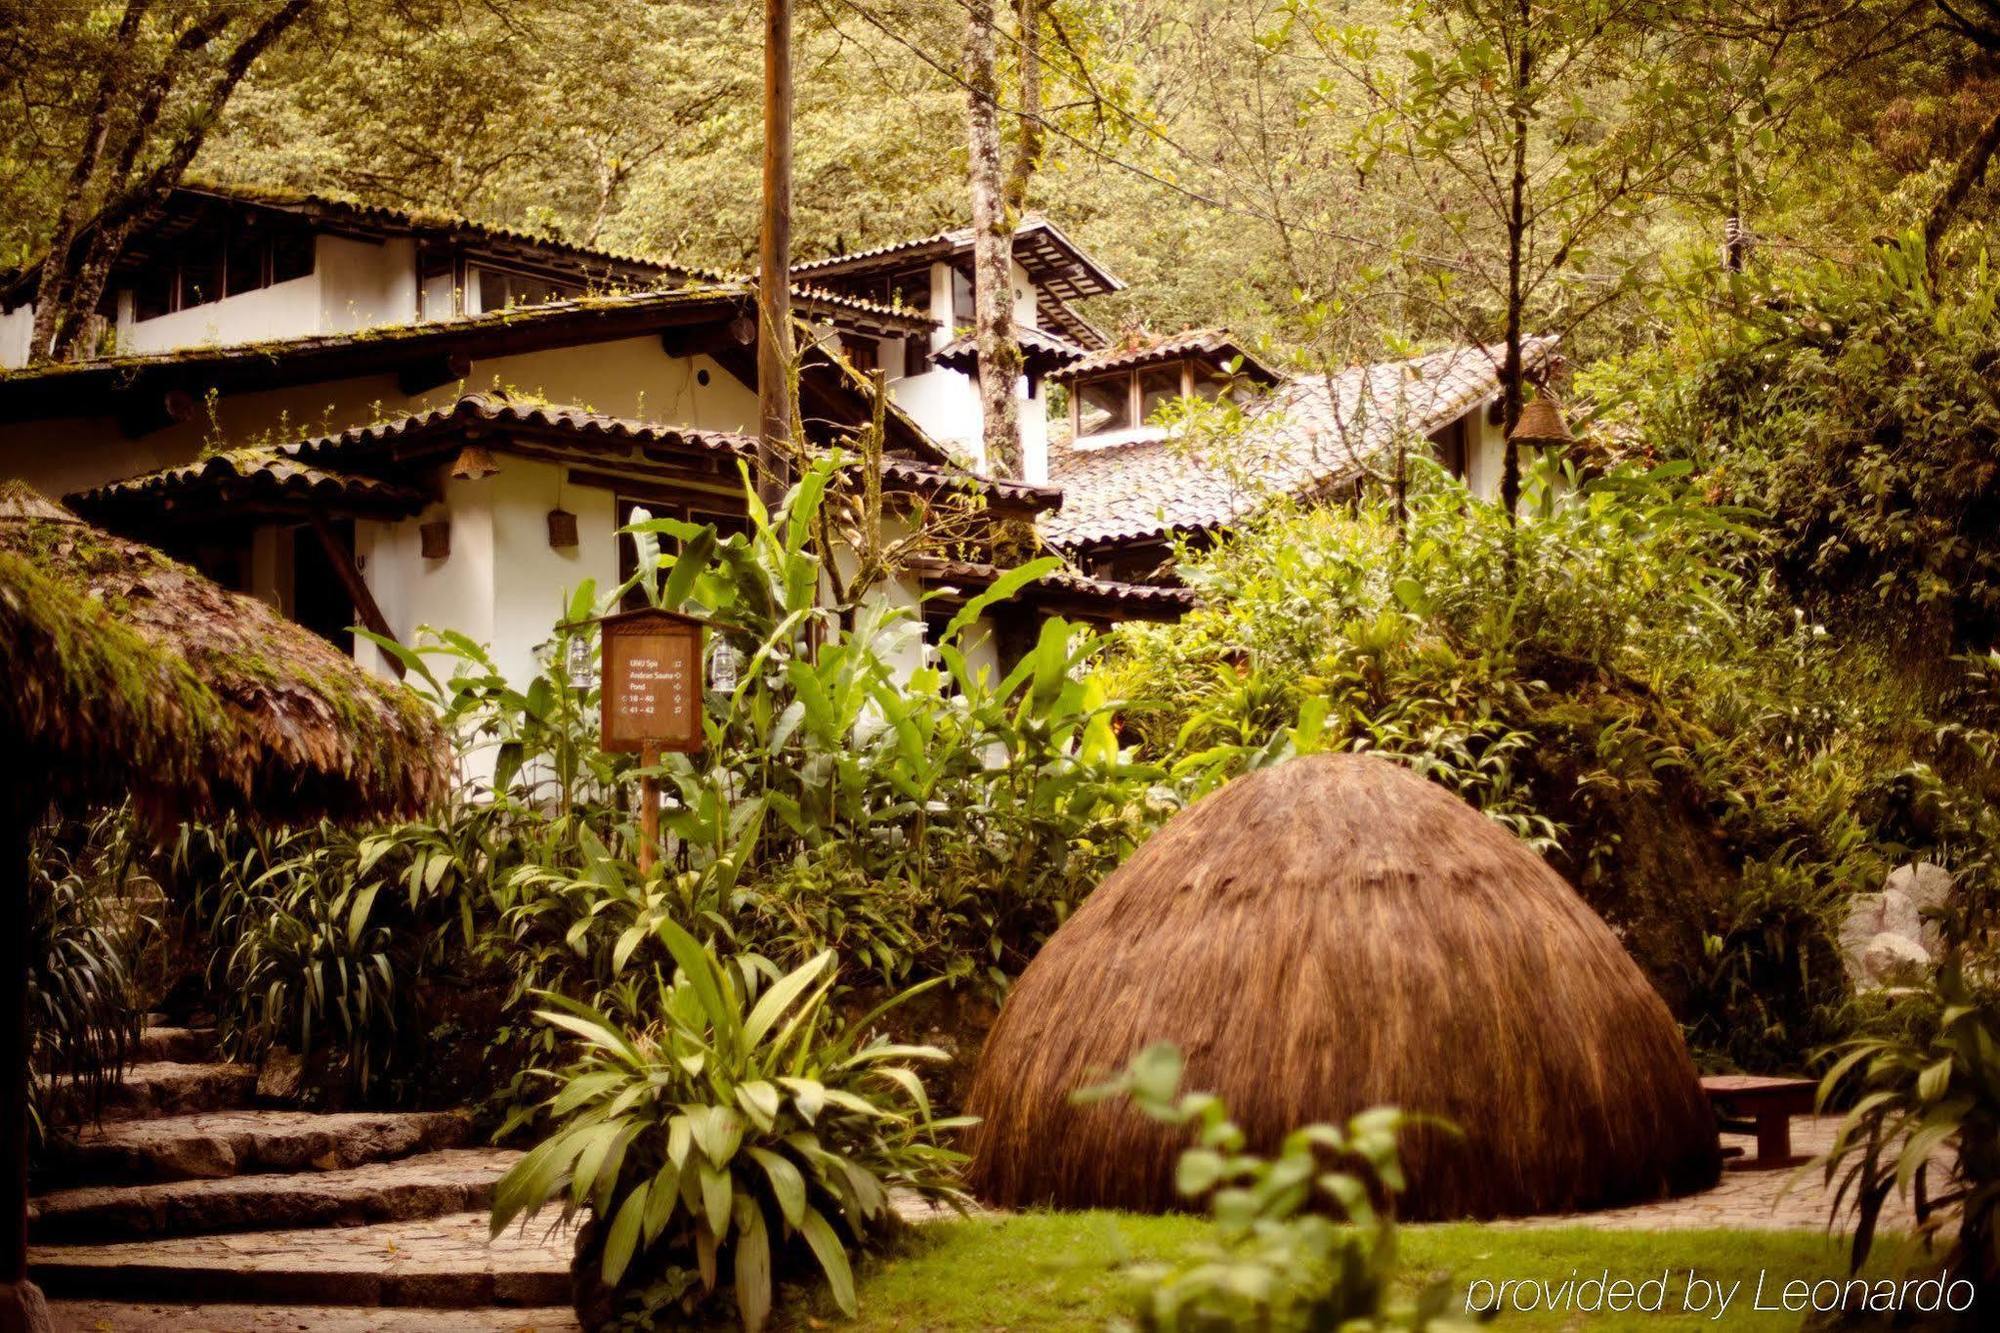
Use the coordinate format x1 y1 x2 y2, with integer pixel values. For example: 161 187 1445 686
319 236 419 333
103 233 417 359
1462 397 1507 503
0 335 761 501
0 303 35 369
117 273 324 357
486 458 622 686
887 256 1048 472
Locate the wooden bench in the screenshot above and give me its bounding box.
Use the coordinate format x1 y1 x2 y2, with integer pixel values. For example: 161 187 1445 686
1701 1075 1818 1169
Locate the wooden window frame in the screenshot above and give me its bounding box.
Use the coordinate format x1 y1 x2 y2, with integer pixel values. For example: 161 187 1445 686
1071 360 1197 439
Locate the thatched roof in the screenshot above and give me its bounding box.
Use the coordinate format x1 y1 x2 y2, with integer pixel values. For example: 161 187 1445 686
965 752 1720 1220
0 482 445 826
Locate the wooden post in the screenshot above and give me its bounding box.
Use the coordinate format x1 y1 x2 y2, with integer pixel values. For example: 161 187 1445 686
757 0 794 509
0 786 52 1333
308 516 405 679
637 741 660 874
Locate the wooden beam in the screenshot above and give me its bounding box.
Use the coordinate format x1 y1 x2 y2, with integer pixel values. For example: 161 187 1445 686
116 387 197 439
308 516 405 679
397 351 471 397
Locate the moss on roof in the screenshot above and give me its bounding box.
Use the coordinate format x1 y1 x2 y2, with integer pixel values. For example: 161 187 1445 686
0 481 447 826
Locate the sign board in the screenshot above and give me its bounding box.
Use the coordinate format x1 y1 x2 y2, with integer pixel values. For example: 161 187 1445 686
598 607 705 753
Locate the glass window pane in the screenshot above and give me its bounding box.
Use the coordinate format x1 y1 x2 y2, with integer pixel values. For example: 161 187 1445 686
890 268 930 315
1076 375 1131 436
1139 365 1183 421
134 265 174 322
181 247 223 307
1193 368 1236 404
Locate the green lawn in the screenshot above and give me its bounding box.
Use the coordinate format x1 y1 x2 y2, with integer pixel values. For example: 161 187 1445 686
776 1213 1893 1331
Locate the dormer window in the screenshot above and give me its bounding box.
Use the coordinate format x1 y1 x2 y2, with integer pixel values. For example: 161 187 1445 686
1076 374 1131 435
1072 360 1245 442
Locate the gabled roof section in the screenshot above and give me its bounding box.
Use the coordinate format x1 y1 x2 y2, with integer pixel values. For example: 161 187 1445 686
1044 339 1557 549
793 217 1120 350
931 325 1088 378
908 555 1193 623
793 217 1120 295
1051 328 1281 386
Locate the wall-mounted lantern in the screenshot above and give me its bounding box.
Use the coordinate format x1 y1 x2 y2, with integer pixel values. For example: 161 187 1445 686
449 444 501 480
419 520 451 559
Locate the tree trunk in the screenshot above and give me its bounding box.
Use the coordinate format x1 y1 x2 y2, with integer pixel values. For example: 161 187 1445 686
0 786 50 1333
1498 0 1533 525
758 0 795 507
1924 103 2000 285
31 0 313 364
965 0 1024 478
1005 0 1043 217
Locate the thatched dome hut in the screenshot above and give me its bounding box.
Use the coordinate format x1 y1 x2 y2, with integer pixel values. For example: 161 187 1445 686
965 752 1720 1220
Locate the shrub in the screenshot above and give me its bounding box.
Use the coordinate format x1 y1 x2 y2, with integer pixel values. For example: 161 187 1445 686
490 921 966 1330
1077 1042 1445 1331
1817 962 2000 1314
28 808 149 1148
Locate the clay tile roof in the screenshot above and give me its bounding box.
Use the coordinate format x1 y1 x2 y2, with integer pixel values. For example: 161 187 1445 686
879 457 1063 513
1050 328 1281 385
71 395 1054 518
908 555 1193 621
70 449 428 515
931 326 1089 377
1044 338 1556 548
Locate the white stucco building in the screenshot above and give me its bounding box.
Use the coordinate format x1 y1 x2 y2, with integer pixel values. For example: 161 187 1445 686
0 184 1545 690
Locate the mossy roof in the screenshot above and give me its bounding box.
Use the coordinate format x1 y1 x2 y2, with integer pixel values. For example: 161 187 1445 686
0 482 447 826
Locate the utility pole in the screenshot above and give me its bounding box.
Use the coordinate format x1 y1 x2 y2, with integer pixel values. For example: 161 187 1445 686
758 0 794 508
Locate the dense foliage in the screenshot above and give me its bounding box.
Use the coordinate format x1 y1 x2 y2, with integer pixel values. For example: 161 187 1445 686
1104 452 2000 1070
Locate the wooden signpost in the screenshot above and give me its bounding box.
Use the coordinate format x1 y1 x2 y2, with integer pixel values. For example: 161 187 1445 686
597 607 706 871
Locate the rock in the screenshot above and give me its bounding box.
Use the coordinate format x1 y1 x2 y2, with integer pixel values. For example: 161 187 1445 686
1862 932 1931 988
257 1050 304 1102
1886 861 1953 950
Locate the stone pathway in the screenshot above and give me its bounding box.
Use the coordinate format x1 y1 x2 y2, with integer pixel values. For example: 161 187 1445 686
30 1025 567 1332
1497 1115 1932 1232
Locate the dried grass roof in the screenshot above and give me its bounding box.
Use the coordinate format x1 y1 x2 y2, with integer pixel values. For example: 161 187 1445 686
0 483 446 826
966 751 1719 1220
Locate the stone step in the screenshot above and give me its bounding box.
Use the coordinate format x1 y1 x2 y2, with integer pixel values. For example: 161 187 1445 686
31 1211 571 1309
96 1061 258 1120
44 1108 472 1187
29 1148 521 1243
48 1301 580 1331
133 1026 217 1064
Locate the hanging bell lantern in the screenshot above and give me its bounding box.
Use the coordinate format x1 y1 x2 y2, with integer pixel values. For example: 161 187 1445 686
1508 396 1574 449
449 444 501 480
